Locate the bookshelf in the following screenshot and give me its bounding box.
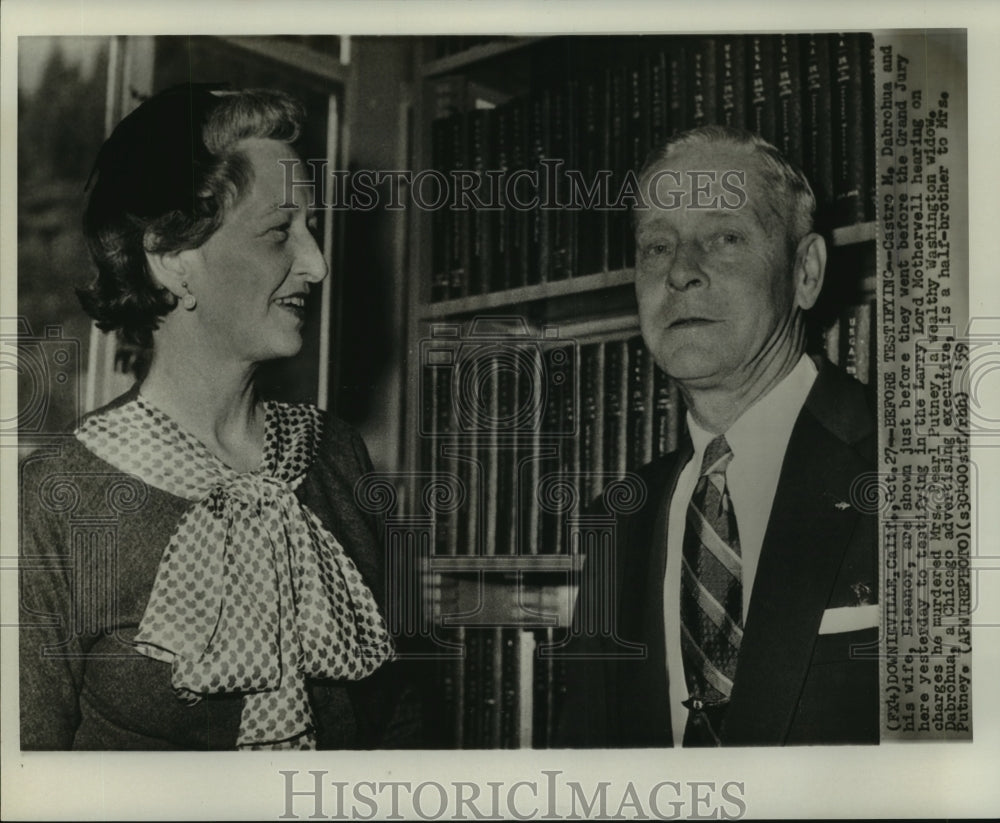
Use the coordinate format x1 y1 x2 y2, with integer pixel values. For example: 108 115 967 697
403 33 878 748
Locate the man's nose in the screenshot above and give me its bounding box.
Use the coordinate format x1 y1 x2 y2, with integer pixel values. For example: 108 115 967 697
665 241 704 291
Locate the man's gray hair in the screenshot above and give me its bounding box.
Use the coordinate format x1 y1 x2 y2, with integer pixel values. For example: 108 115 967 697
638 125 817 249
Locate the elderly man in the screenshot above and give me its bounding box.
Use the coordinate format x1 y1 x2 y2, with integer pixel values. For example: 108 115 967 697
557 125 878 747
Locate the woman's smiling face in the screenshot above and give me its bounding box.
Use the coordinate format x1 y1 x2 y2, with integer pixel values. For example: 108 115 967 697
185 138 327 365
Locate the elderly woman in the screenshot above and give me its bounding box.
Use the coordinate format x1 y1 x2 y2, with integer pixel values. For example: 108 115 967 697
19 85 413 750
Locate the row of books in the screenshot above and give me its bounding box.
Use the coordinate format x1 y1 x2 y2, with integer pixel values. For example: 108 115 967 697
420 304 873 747
433 625 568 749
428 33 875 301
421 332 679 557
420 304 873 559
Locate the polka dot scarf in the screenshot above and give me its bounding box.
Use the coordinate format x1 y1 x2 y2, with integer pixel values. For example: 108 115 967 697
76 395 395 750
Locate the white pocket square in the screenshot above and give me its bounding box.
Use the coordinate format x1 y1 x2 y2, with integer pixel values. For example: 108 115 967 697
818 604 879 634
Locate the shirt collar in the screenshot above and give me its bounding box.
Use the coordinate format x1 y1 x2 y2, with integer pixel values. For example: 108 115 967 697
686 353 818 466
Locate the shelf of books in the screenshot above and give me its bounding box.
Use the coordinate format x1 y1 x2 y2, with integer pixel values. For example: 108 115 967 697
405 32 877 749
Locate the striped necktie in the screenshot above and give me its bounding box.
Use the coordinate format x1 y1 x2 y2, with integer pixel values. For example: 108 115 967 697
680 434 742 745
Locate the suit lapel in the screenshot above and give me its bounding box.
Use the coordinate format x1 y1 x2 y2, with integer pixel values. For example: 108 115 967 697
721 363 871 744
616 441 690 746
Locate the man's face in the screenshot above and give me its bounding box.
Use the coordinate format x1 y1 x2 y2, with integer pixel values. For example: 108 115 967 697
634 144 799 393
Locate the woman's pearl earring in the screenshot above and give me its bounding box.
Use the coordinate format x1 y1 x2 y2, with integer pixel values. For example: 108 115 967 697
180 280 196 310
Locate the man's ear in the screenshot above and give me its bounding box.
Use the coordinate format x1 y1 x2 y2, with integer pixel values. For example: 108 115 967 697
791 232 827 311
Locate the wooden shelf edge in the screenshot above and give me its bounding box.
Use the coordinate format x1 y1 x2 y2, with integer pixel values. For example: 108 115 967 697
421 268 636 318
216 36 350 84
831 221 876 246
421 37 542 77
425 555 583 573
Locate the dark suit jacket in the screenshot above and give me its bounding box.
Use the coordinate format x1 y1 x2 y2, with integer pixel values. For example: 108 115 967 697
556 358 879 746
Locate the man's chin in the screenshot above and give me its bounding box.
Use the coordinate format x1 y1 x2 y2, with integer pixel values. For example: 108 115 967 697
654 349 725 385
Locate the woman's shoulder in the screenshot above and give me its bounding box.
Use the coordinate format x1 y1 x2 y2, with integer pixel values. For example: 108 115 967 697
273 400 367 449
273 401 374 479
20 387 149 501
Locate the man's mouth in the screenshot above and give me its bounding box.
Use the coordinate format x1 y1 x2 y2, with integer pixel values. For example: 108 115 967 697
668 317 717 329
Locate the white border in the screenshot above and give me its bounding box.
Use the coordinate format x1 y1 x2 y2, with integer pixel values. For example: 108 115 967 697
2 1 999 819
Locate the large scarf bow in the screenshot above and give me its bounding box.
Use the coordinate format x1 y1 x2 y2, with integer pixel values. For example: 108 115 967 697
76 396 395 749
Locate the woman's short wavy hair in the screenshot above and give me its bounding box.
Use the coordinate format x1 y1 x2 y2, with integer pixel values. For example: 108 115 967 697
78 85 305 348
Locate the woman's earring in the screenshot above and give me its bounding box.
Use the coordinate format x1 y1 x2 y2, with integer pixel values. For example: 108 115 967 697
180 280 196 310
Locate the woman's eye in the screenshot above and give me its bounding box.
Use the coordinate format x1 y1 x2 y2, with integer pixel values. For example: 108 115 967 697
268 224 291 242
643 242 672 258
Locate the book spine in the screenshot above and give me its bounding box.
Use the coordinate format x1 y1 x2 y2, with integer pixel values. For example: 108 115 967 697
776 34 804 170
430 118 451 302
802 34 835 211
560 340 581 553
433 361 459 555
602 338 629 481
832 32 867 225
719 36 747 128
521 347 543 555
624 51 649 270
537 346 560 556
507 98 530 289
667 41 688 135
748 35 777 142
580 341 606 503
500 628 520 747
626 335 655 470
495 364 517 555
468 108 494 296
482 352 500 555
447 114 470 298
463 629 481 747
648 45 670 150
574 69 606 277
518 629 535 748
484 627 502 747
452 626 466 747
533 627 555 748
606 64 628 273
862 34 876 221
462 430 481 558
549 77 575 280
527 89 551 286
688 38 718 128
492 103 512 293
653 366 681 458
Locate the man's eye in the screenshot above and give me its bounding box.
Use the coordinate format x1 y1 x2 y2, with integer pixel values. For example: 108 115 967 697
268 224 291 242
643 242 673 258
306 214 321 237
706 231 743 252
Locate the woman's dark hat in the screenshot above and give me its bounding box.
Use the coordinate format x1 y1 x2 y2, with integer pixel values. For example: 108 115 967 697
85 83 230 219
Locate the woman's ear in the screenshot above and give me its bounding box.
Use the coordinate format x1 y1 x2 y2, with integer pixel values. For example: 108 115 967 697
144 231 199 302
792 232 827 311
144 248 188 299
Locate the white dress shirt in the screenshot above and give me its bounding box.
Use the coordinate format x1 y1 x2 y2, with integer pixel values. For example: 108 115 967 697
664 353 818 745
